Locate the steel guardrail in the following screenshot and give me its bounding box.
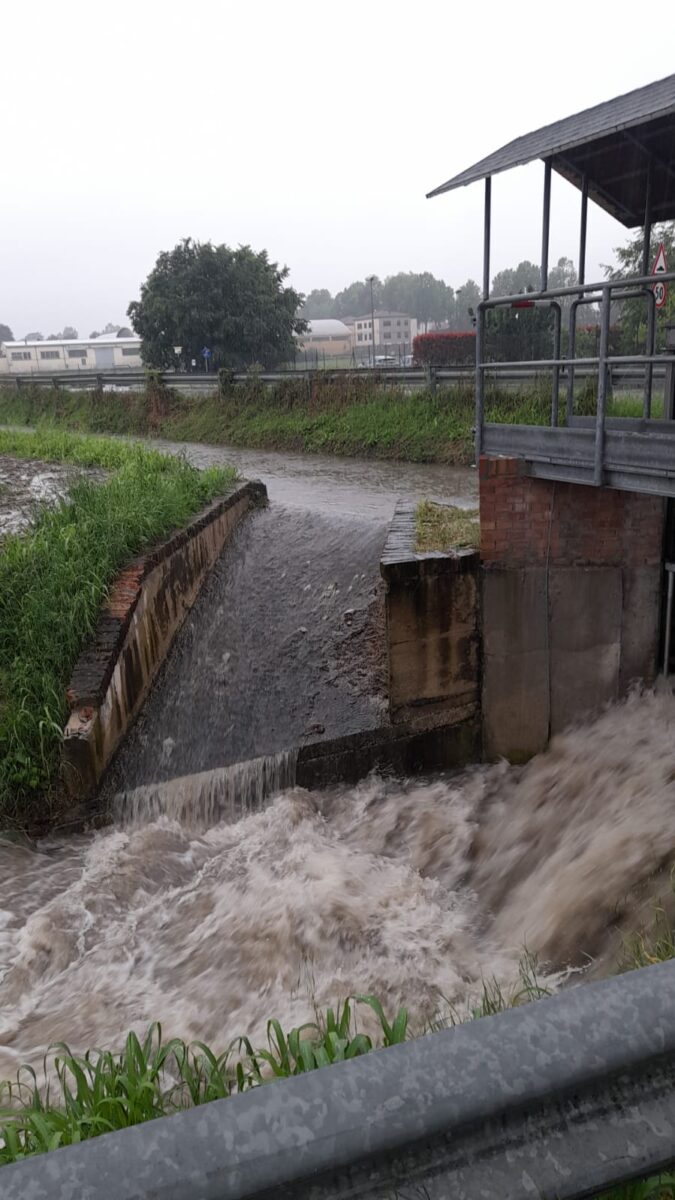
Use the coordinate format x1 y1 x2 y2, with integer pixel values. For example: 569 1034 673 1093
4 959 675 1199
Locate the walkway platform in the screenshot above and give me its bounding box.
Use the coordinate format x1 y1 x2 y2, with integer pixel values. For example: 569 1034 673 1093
483 419 675 496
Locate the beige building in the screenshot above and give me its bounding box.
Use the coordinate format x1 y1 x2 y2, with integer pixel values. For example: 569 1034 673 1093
296 319 352 357
0 332 142 375
352 311 417 357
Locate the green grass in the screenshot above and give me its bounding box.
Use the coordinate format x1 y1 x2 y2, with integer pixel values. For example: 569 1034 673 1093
0 377 659 468
1 950 674 1196
414 500 479 553
0 429 234 826
0 378 559 466
0 997 407 1165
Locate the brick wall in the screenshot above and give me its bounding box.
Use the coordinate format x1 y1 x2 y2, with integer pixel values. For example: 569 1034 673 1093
479 456 663 569
479 455 665 760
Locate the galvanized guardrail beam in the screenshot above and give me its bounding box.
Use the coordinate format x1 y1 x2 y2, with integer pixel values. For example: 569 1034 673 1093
4 959 675 1199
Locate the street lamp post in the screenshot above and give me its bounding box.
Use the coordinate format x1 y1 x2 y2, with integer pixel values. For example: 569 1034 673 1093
368 275 376 368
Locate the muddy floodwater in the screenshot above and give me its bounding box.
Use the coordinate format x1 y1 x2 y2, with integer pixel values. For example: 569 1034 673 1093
2 438 666 1082
2 690 675 1078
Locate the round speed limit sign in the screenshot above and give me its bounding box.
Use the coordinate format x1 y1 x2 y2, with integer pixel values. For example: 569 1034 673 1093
654 279 667 309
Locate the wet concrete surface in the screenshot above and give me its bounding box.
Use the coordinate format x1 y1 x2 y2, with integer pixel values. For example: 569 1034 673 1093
107 507 389 790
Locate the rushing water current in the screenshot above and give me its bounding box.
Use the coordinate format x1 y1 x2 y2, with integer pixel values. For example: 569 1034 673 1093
2 688 675 1077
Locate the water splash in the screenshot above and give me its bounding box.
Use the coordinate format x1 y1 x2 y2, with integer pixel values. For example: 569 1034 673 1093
113 751 298 828
2 689 675 1079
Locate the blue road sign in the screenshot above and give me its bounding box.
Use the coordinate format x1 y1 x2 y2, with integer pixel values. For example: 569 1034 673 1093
201 346 212 358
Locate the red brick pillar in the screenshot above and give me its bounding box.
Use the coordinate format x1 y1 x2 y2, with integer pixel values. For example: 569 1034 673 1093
478 456 664 760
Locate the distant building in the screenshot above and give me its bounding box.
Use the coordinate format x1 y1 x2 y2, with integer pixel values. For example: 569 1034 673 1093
296 319 352 357
0 331 143 375
352 312 417 356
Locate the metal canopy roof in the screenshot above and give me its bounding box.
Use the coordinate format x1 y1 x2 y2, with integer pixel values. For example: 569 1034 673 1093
427 74 675 227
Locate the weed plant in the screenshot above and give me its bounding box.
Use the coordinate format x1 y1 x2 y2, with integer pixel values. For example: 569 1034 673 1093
0 429 234 824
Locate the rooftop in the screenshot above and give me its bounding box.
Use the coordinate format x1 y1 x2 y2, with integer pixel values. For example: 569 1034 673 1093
427 73 675 226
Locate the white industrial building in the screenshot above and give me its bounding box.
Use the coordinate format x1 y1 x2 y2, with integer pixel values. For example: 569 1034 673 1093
0 332 143 375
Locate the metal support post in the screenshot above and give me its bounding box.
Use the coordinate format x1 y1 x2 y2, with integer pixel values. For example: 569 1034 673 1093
644 287 656 418
578 174 588 286
566 299 579 422
541 160 552 292
594 286 611 485
475 176 491 462
664 564 675 677
475 305 485 461
482 176 491 301
551 302 561 426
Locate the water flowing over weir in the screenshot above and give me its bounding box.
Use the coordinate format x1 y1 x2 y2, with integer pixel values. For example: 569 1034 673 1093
3 690 675 1079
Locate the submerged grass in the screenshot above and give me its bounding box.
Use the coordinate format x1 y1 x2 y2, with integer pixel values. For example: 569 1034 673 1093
414 500 479 553
0 429 234 826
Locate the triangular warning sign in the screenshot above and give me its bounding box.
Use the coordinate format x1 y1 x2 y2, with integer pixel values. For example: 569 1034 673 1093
652 242 668 274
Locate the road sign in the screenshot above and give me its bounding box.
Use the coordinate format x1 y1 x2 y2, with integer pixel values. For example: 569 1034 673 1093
201 346 212 358
652 243 668 309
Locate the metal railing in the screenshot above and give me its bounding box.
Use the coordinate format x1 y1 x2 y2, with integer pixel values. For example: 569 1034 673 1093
476 269 675 484
4 959 675 1199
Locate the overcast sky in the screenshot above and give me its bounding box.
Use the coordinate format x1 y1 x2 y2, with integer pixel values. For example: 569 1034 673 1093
2 0 673 339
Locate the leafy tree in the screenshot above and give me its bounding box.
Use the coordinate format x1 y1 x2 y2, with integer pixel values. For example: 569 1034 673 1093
381 271 452 330
24 331 43 341
491 260 540 297
453 280 481 331
127 238 306 369
103 322 121 334
301 289 335 319
548 256 577 292
89 330 101 339
48 326 78 340
605 222 675 352
0 323 14 343
334 277 382 319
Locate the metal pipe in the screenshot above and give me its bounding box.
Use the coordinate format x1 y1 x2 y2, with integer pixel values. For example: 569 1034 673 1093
480 268 675 308
578 173 588 286
551 301 561 426
482 176 491 301
594 285 611 485
475 303 485 460
565 297 584 422
644 286 656 418
541 160 552 291
664 563 675 677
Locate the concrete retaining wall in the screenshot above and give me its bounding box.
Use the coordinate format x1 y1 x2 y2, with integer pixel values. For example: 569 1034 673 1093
380 503 480 726
63 481 266 799
479 457 665 760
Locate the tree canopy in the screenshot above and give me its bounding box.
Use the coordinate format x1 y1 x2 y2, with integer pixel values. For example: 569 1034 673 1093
605 221 675 352
0 323 13 343
47 326 78 341
128 238 306 369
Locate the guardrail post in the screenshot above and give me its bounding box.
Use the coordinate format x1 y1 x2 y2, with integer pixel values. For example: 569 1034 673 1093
425 365 437 394
594 285 611 485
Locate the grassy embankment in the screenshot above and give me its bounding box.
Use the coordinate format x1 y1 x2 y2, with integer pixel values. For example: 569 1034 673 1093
0 374 652 466
0 375 560 465
0 428 234 828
